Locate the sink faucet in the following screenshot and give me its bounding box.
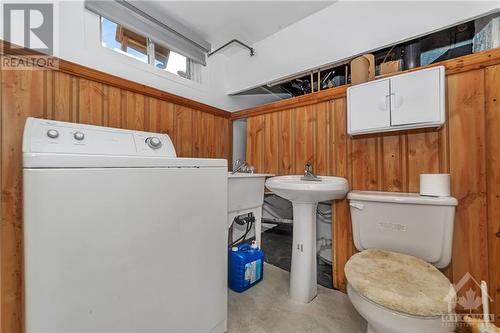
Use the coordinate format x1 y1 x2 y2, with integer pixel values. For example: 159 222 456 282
231 159 255 174
301 163 321 181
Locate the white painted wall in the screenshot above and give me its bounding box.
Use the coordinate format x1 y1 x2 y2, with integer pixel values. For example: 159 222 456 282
232 120 247 165
1 1 275 111
224 1 500 95
58 1 282 111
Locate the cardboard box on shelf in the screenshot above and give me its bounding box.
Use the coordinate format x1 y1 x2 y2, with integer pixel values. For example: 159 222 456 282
350 54 375 85
380 60 402 75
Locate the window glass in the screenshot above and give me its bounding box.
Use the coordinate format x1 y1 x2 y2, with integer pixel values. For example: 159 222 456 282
154 43 189 78
101 17 192 79
101 17 148 64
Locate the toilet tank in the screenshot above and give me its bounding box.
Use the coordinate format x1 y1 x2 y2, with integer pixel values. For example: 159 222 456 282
348 191 458 268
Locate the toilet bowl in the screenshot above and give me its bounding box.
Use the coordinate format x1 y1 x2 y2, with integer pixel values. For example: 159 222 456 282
347 284 455 333
346 191 458 333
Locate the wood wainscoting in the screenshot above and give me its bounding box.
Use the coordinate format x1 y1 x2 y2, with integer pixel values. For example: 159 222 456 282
0 56 231 332
238 49 500 324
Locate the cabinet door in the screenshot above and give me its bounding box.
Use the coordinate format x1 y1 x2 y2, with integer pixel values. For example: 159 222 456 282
390 66 444 126
347 79 391 134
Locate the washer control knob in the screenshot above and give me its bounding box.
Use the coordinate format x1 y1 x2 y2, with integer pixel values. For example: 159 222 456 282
47 129 59 139
73 131 85 141
146 137 162 149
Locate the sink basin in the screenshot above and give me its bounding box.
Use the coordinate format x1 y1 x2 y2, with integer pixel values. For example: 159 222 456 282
265 175 348 203
228 173 273 247
265 175 349 303
228 173 273 214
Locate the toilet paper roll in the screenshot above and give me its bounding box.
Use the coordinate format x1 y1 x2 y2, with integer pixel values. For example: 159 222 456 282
420 174 451 197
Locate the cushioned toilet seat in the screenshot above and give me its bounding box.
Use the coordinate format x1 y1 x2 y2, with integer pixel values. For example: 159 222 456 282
345 249 456 317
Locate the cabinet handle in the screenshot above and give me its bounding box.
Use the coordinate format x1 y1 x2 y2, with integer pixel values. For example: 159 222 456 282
384 94 392 112
385 93 394 111
496 231 500 238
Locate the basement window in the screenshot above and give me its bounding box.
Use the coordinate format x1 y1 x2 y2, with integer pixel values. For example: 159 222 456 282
100 17 192 80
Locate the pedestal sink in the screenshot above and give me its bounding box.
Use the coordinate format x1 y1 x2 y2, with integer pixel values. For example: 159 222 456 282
265 175 349 303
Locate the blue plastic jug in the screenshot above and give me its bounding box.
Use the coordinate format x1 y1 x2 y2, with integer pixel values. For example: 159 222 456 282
229 242 264 292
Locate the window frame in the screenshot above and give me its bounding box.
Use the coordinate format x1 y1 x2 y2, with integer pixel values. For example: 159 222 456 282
99 16 193 80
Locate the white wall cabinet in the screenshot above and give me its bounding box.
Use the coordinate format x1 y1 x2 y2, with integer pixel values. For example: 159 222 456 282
347 66 445 135
348 79 391 133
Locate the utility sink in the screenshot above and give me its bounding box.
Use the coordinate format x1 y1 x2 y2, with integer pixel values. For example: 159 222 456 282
228 173 273 214
265 175 349 303
228 173 274 247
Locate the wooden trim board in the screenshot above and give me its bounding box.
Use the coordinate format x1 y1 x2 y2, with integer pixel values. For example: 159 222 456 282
1 41 230 119
231 47 500 120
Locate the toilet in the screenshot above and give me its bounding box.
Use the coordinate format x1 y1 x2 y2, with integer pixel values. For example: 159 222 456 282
345 191 458 333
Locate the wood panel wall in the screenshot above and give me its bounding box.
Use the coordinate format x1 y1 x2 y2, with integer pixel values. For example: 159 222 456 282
0 59 231 332
243 54 500 324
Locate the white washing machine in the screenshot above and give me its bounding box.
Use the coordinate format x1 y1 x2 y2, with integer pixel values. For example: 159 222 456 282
23 118 228 333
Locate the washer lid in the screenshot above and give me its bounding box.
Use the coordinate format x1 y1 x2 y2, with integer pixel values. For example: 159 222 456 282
22 118 226 168
347 190 458 206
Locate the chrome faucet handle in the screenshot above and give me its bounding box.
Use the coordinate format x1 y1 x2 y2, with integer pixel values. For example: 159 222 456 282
301 163 321 181
304 163 313 174
231 159 254 174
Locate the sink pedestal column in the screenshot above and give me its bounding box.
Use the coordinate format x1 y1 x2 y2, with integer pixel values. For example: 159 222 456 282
289 202 318 303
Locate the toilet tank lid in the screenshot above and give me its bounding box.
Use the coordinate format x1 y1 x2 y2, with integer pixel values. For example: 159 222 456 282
347 191 458 206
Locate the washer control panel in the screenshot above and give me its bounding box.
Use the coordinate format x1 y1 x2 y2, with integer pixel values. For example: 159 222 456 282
24 118 177 157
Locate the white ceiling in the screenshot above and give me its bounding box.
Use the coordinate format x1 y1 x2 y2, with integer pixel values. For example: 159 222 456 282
135 1 335 55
